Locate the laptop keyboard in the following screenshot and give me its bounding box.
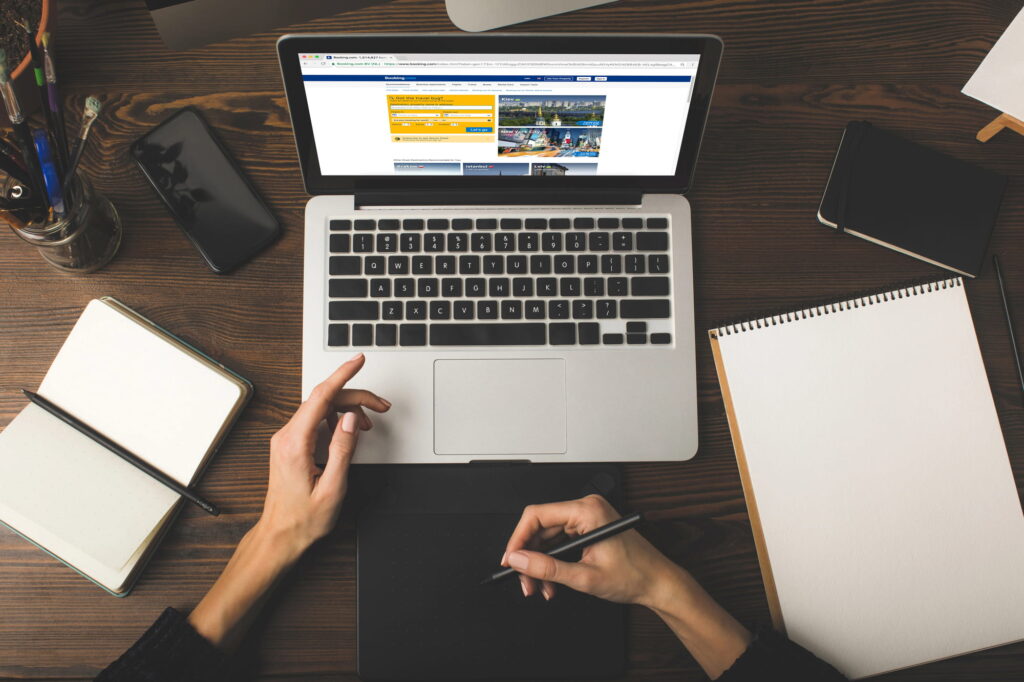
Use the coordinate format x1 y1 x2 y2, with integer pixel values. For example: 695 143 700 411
325 215 673 348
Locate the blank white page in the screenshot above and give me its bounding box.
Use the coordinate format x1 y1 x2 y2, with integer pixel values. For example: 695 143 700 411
963 8 1024 122
713 278 1024 679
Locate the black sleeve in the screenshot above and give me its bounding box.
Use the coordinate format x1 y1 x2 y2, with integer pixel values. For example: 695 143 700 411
95 607 226 682
718 627 847 682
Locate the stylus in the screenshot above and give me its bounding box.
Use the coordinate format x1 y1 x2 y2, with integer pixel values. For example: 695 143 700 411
481 511 643 585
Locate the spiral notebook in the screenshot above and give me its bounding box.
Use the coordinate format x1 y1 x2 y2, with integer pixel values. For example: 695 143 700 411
709 277 1024 679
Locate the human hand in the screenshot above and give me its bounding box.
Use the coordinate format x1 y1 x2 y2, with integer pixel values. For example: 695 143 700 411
501 494 680 606
256 353 390 562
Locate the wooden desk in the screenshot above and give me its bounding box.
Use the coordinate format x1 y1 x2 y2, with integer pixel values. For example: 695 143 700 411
2 0 1022 678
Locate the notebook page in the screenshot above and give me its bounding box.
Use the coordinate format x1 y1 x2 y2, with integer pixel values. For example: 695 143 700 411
39 299 243 485
0 404 178 571
714 281 1024 679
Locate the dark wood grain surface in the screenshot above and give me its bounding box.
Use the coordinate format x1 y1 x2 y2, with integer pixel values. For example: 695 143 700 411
2 0 1023 679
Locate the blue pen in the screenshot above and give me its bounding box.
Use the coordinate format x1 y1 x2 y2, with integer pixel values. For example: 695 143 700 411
31 128 64 217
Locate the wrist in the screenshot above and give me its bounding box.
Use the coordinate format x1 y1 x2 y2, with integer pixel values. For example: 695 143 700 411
637 559 699 614
248 519 308 572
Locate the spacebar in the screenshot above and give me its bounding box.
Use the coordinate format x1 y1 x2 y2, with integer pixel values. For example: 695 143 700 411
430 323 546 345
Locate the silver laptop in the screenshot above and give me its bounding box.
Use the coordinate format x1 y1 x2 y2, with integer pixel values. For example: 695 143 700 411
277 33 722 464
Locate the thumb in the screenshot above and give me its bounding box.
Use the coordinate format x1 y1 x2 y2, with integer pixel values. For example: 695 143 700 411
507 550 597 594
318 411 359 496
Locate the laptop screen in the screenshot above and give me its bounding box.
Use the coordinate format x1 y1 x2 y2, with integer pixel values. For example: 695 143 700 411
298 53 700 177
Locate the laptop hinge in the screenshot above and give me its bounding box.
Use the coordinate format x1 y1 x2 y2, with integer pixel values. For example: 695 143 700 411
355 190 643 208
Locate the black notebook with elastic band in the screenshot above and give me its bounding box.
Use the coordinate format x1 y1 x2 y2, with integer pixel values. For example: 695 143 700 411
818 121 1006 277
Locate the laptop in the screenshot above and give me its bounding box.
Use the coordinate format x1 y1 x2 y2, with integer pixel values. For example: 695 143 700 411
277 33 722 464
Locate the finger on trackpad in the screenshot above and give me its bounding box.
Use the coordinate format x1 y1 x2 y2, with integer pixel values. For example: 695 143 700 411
433 359 567 455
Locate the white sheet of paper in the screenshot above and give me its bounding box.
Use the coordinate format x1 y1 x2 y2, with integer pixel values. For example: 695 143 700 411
714 281 1024 679
963 7 1024 120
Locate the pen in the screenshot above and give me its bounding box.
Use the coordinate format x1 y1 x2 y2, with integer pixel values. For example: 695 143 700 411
481 511 644 585
17 17 61 177
0 49 46 204
63 95 101 194
40 32 69 173
992 255 1024 399
31 128 64 216
21 389 220 516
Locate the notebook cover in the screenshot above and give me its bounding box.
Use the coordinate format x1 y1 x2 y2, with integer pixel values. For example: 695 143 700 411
353 464 626 680
818 121 1006 277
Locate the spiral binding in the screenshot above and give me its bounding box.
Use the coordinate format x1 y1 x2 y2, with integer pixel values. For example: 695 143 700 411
710 276 963 337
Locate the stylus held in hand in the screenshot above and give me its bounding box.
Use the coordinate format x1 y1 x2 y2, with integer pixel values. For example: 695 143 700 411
481 511 643 585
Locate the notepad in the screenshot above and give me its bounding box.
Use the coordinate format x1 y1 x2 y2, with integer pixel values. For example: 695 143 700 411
709 278 1024 679
0 298 251 596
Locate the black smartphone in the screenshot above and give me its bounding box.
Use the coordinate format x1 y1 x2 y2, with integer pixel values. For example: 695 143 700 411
130 107 280 274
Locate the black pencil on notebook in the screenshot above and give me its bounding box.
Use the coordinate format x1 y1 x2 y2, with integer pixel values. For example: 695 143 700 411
992 255 1024 399
21 389 220 516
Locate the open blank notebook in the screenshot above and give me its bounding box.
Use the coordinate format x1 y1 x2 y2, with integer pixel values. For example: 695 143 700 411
709 277 1024 679
0 298 251 595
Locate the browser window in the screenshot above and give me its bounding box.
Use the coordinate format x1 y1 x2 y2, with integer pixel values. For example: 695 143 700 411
299 53 699 177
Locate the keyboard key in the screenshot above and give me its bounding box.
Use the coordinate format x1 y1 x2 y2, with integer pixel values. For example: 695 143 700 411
632 277 670 296
626 254 645 274
567 233 586 251
621 299 671 318
554 255 575 274
428 218 449 230
330 279 368 298
598 217 619 229
478 300 498 319
328 323 349 346
403 218 424 230
526 218 547 230
430 301 451 320
589 233 609 251
637 232 669 251
454 302 474 320
394 278 414 297
601 255 622 274
442 278 462 297
365 257 385 275
489 278 510 297
406 301 426 320
436 256 456 275
330 234 351 253
452 218 473 231
388 256 409 275
549 300 569 319
584 277 604 296
412 256 432 275
355 219 376 231
501 300 522 319
330 301 379 320
543 233 563 251
330 219 351 231
648 254 670 274
354 234 374 252
448 233 467 252
472 233 492 252
330 256 360 275
560 277 581 297
651 333 672 345
530 255 552 274
401 234 421 252
459 255 481 275
626 322 648 333
573 217 594 229
603 333 624 345
549 322 575 345
425 233 445 252
500 218 522 230
518 233 538 251
476 218 497 230
578 255 598 273
579 322 600 344
376 324 397 346
646 217 669 229
538 278 557 296
371 279 391 297
597 300 617 319
483 255 504 274
572 300 593 319
431 323 546 346
382 301 402 320
496 233 516 252
525 301 546 319
352 323 373 345
513 278 533 297
378 219 399 231
613 232 633 251
550 218 571 230
622 217 643 229
608 277 628 296
627 333 647 345
507 255 527 274
466 278 486 297
400 324 427 346
418 278 439 297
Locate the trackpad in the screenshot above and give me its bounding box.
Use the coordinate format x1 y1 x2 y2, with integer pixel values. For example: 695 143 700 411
434 359 566 455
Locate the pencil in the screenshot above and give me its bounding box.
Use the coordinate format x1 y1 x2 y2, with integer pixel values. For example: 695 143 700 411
21 389 220 516
481 512 644 585
993 255 1024 399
